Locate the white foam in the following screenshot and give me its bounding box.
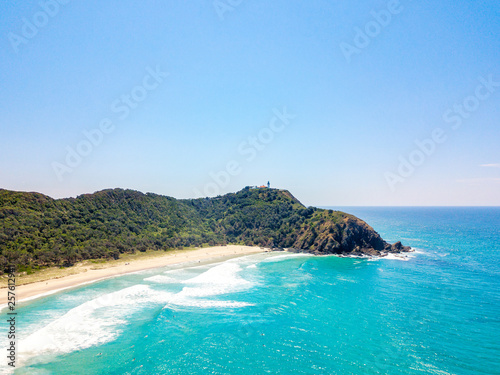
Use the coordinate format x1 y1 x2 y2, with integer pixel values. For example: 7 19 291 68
183 263 249 287
162 267 200 276
163 262 254 308
368 252 416 261
168 299 251 308
144 275 180 284
16 285 170 365
1 270 153 311
409 247 425 254
261 253 312 263
6 259 256 369
336 276 358 283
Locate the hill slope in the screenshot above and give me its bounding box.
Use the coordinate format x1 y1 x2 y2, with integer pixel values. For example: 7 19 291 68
0 187 409 273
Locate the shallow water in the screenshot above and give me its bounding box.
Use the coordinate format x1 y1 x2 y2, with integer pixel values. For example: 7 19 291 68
1 207 499 374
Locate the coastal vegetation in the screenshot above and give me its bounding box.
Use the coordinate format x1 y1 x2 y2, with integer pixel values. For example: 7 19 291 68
0 187 408 274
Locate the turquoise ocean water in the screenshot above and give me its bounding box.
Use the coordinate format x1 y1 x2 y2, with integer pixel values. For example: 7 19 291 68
1 207 499 374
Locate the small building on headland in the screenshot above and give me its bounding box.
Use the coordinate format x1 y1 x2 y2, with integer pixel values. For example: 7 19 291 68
248 182 271 189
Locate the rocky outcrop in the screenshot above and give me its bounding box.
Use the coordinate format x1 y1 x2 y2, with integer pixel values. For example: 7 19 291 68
288 215 411 256
0 187 411 272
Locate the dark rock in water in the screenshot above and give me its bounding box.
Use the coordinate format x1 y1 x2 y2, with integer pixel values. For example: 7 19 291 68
387 241 411 253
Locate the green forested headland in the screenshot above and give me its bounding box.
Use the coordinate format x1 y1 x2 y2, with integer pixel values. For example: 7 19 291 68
0 187 408 274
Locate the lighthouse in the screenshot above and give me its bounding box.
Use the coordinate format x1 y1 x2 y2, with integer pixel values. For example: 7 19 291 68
267 181 270 188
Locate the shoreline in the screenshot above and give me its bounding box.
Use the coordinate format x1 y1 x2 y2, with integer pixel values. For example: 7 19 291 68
0 245 267 306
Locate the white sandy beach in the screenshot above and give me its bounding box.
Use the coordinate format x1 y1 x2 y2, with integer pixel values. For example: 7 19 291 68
0 245 267 305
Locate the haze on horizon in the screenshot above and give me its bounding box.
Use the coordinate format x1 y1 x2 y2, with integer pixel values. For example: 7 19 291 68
1 0 499 206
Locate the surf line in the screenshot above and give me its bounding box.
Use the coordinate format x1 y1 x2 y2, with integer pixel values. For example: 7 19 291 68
6 266 16 368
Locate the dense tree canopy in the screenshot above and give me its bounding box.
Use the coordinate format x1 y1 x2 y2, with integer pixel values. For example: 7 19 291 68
0 187 400 274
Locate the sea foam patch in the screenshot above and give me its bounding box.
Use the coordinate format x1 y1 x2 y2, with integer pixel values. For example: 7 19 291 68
162 262 255 308
367 252 416 261
144 275 181 284
261 253 312 263
17 285 171 365
12 259 258 368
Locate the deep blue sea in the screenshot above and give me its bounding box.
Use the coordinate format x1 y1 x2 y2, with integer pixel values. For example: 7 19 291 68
1 207 499 374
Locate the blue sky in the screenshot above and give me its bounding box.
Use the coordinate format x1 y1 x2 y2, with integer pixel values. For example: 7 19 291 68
1 0 499 206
